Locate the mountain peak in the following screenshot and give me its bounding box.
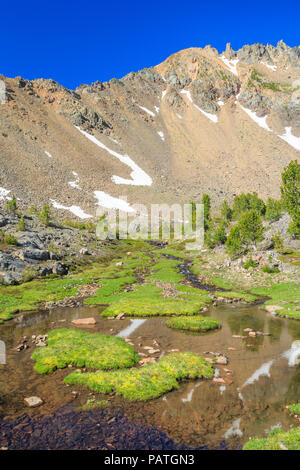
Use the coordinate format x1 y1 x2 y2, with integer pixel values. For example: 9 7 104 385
0 42 299 219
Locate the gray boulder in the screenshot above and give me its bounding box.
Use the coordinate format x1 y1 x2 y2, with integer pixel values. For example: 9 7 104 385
39 266 53 276
2 272 23 285
0 216 8 227
52 262 69 276
22 249 50 262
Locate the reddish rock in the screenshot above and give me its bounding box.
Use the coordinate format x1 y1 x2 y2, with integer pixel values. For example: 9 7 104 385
72 317 96 326
213 378 226 384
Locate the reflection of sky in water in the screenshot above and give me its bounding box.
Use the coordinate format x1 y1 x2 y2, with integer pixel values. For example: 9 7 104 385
242 360 274 387
264 422 282 434
116 319 147 337
282 340 300 366
242 340 300 389
224 418 243 438
182 388 194 403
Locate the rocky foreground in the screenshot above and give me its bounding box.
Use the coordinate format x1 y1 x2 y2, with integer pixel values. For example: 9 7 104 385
0 210 100 285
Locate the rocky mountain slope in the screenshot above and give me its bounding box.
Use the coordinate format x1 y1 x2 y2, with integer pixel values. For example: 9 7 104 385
0 41 299 219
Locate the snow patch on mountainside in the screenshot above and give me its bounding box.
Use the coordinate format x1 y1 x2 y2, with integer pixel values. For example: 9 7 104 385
279 127 300 151
157 131 165 141
68 171 81 190
93 191 135 213
180 90 218 123
75 127 152 186
261 62 277 71
239 105 271 132
138 105 155 117
50 200 92 219
108 137 120 145
0 187 11 201
220 56 239 76
45 151 53 158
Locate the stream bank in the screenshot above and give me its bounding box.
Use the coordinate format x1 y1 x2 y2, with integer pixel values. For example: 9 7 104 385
0 244 299 450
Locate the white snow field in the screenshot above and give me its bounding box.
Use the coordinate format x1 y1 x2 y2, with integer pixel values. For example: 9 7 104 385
261 62 277 71
108 136 120 145
220 55 239 76
50 200 92 219
45 151 53 158
75 127 152 186
93 191 135 213
68 171 81 190
239 104 271 131
180 90 218 123
238 104 300 150
138 105 155 117
0 187 11 201
278 127 300 151
157 131 165 141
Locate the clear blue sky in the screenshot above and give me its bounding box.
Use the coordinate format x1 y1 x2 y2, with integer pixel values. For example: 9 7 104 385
0 0 299 89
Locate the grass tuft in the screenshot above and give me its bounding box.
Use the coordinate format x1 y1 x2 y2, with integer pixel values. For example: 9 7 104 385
288 403 300 415
79 399 109 411
251 282 300 320
64 352 214 401
243 427 300 450
166 315 221 332
32 329 139 374
216 291 259 303
99 283 211 317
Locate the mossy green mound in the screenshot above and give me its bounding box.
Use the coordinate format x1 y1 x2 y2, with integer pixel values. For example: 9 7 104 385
251 282 300 320
99 283 211 317
32 329 139 374
64 352 214 401
216 291 258 303
166 315 221 332
243 427 300 450
147 258 184 283
288 403 300 415
86 254 212 317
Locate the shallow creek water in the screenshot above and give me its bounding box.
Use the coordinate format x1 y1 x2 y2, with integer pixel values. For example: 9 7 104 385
0 298 299 449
